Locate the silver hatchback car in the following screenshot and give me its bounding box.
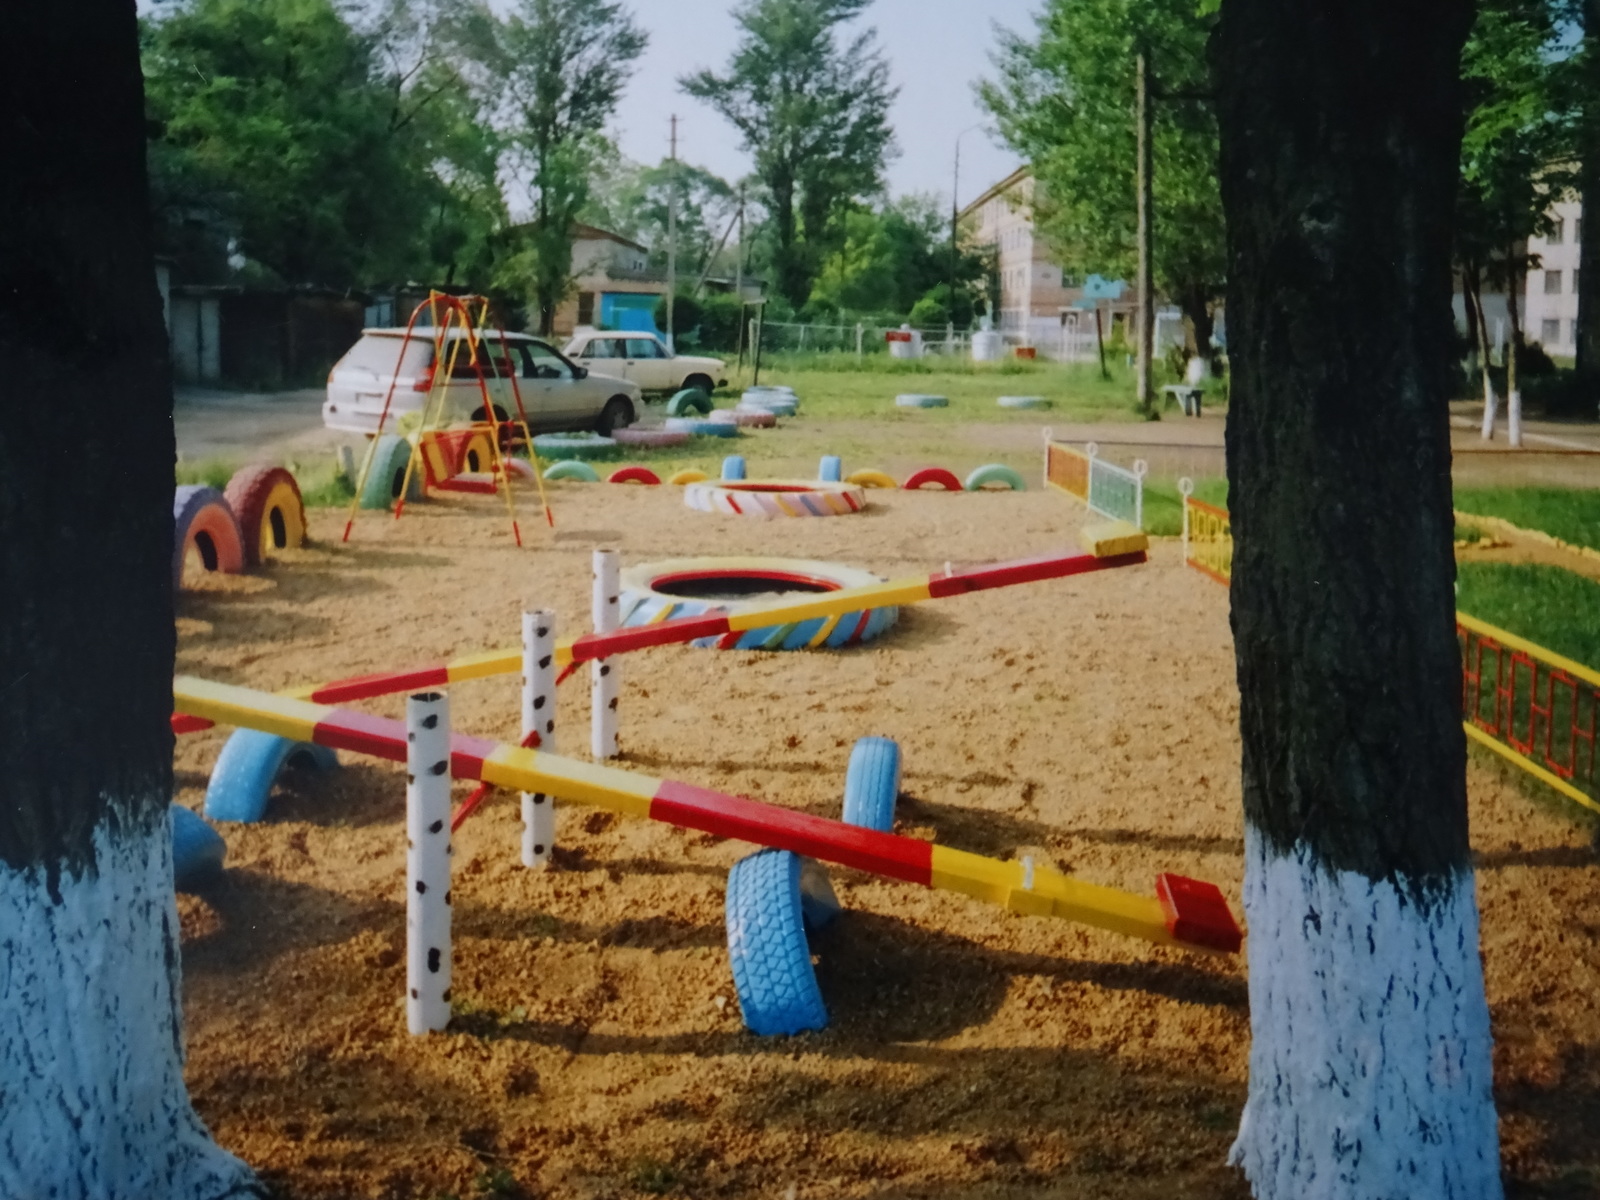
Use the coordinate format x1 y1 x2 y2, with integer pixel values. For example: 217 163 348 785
323 328 641 436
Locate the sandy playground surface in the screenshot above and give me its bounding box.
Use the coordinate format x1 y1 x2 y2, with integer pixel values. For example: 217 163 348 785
172 482 1600 1199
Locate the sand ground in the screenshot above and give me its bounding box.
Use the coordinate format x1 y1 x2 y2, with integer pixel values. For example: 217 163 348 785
173 483 1600 1200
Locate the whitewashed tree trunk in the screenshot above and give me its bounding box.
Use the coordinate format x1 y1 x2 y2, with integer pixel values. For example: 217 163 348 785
1480 375 1499 440
1228 829 1502 1199
0 814 259 1198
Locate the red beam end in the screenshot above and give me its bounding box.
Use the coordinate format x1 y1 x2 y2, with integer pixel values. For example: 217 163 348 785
1156 873 1243 954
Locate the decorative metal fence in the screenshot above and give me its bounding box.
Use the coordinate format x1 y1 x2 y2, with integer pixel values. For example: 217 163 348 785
1046 435 1148 527
1179 488 1600 815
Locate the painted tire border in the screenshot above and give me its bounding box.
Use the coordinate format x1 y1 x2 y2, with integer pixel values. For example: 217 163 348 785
544 460 602 483
964 463 1028 492
203 729 340 823
224 465 307 568
902 467 963 492
173 485 246 589
684 479 867 519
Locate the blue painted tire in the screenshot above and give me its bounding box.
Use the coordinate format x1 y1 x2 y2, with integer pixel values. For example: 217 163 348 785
722 455 747 481
665 417 740 438
359 434 423 510
666 388 713 417
895 393 949 409
842 737 900 833
997 395 1052 410
726 849 829 1036
819 455 843 482
204 730 340 823
964 463 1028 492
543 459 602 482
170 805 226 890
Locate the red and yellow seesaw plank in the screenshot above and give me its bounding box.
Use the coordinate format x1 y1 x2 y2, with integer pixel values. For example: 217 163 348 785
172 524 1149 735
173 665 1242 956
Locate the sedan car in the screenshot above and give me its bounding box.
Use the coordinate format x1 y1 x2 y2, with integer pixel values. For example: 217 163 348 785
562 329 728 394
323 328 640 436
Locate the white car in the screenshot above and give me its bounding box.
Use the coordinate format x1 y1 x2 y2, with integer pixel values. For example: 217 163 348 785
562 329 728 395
323 328 640 436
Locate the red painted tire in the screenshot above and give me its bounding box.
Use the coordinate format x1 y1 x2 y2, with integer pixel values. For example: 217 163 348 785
173 485 245 589
608 466 662 486
612 428 692 448
224 465 307 567
902 467 963 492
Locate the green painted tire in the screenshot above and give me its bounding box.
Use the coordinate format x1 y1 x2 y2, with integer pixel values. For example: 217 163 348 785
666 387 713 417
543 459 601 482
358 434 423 510
964 463 1028 492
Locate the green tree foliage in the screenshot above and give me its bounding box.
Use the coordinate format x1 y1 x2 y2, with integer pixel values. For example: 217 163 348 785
978 0 1224 353
588 157 739 281
808 195 992 323
453 0 647 334
682 0 896 310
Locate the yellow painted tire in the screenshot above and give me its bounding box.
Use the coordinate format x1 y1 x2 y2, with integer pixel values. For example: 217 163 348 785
684 479 866 519
846 469 898 490
223 465 307 567
669 468 710 486
461 431 497 474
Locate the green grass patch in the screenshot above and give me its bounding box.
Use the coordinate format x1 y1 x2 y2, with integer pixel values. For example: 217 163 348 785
174 459 237 490
1456 563 1600 669
1454 521 1488 545
1453 487 1600 552
1142 476 1229 537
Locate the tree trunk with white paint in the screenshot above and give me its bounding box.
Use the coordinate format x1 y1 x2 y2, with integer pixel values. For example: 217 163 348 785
0 5 258 1195
1211 3 1503 1197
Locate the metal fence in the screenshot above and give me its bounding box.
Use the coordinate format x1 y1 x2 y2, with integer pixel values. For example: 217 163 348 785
1045 436 1148 527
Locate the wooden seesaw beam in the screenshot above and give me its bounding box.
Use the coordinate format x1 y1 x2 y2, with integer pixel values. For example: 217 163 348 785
173 674 1242 955
172 525 1150 734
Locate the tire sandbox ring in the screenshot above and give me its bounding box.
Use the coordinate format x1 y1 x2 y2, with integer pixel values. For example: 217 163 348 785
532 432 618 459
714 409 779 428
895 393 949 409
612 428 692 448
173 485 246 589
846 469 898 489
608 466 662 485
665 417 741 438
684 478 866 518
902 466 963 492
619 556 899 651
997 395 1052 410
224 465 307 567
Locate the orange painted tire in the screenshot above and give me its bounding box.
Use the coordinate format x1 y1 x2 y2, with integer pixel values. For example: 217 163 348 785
173 485 245 589
608 466 662 485
224 465 307 567
902 467 963 492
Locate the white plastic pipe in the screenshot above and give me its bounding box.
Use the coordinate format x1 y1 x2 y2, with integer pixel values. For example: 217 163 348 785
406 690 453 1035
591 549 620 760
522 610 557 869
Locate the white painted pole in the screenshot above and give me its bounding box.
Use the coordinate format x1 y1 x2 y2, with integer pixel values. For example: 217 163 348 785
406 690 452 1035
521 610 557 869
1508 389 1523 448
591 549 620 760
1179 476 1194 563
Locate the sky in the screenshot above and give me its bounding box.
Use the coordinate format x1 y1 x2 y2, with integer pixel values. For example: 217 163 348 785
615 0 1038 209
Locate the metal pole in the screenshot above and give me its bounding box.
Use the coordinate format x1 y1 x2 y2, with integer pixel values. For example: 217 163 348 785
1135 48 1155 417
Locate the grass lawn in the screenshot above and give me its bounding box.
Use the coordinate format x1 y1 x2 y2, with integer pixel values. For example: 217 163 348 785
1143 476 1229 537
1456 562 1600 669
1453 487 1600 552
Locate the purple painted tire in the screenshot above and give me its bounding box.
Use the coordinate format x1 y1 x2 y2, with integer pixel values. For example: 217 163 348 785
612 428 693 448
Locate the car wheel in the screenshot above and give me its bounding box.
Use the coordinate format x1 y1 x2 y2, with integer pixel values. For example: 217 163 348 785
596 396 635 436
683 373 714 395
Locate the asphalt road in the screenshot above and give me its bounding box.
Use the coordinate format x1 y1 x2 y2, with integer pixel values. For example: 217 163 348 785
174 385 345 464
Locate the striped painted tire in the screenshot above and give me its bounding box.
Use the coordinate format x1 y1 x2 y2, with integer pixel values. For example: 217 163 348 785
964 463 1028 492
842 737 900 833
725 849 829 1036
902 467 963 492
173 486 246 589
668 468 709 486
358 434 424 510
532 432 618 459
665 417 740 438
204 730 340 823
684 479 866 519
895 393 949 408
722 408 780 427
612 428 692 448
997 395 1052 410
619 556 899 651
846 469 898 490
544 460 601 482
170 805 226 891
608 466 662 485
224 465 307 567
666 387 713 417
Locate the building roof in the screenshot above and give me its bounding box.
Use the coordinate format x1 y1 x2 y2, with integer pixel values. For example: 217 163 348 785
960 165 1033 221
570 223 648 254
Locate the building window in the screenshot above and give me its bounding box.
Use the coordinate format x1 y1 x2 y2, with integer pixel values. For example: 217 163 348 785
1549 218 1565 244
1573 268 1580 294
1545 270 1563 294
1542 319 1561 344
577 291 595 325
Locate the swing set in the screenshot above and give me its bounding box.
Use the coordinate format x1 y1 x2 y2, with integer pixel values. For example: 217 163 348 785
342 292 554 547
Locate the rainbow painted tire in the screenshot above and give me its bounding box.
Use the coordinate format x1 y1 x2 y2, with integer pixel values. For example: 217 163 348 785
608 466 662 485
895 394 948 409
543 460 601 482
619 556 899 651
173 486 245 589
964 463 1027 492
997 395 1052 410
224 465 307 567
902 467 963 492
532 432 618 459
685 479 866 519
665 417 740 438
612 428 692 448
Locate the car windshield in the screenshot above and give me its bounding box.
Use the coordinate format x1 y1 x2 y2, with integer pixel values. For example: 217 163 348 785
340 335 431 376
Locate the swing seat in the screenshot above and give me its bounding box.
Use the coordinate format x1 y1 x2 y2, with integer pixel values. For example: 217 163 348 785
435 473 499 496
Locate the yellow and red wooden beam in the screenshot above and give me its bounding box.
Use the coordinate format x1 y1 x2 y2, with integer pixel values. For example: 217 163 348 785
174 673 1240 955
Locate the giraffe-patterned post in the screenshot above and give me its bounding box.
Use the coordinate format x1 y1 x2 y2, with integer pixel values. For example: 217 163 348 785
522 609 557 868
591 548 620 760
406 690 453 1035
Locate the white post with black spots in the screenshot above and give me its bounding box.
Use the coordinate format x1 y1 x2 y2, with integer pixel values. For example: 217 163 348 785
522 609 557 869
406 691 453 1035
591 548 620 760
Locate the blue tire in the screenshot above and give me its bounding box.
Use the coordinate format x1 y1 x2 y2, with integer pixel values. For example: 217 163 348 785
819 455 843 482
170 805 226 890
842 737 900 832
359 434 423 510
722 455 747 481
726 849 829 1036
204 729 340 823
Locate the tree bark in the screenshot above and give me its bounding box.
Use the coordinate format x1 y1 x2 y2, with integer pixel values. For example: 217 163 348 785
1504 237 1522 447
0 3 257 1195
1211 2 1502 1197
1178 284 1217 373
1575 0 1600 377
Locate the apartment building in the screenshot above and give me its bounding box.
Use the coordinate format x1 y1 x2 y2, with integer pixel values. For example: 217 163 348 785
1524 197 1582 357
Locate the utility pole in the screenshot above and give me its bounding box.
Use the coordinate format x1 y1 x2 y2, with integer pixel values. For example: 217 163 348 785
667 114 678 351
734 182 745 301
1135 47 1156 418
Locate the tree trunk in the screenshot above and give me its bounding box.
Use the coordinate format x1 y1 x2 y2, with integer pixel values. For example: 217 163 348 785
1211 3 1502 1197
1461 259 1481 385
1575 0 1600 377
1178 284 1217 374
0 5 257 1196
1504 238 1522 447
